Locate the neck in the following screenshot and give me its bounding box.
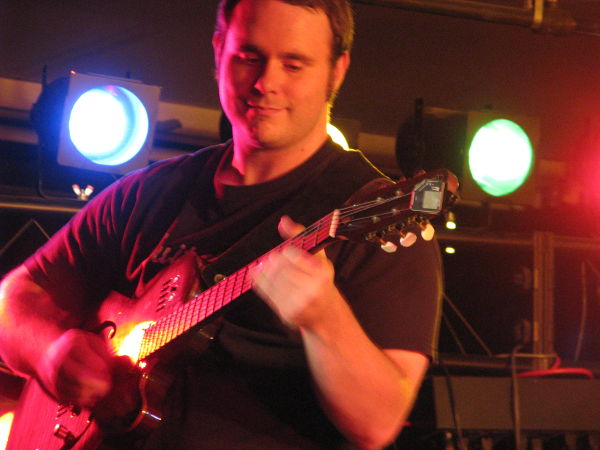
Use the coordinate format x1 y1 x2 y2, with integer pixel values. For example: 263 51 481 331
217 129 329 187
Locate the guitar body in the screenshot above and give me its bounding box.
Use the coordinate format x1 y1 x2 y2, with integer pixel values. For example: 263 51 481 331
7 252 217 450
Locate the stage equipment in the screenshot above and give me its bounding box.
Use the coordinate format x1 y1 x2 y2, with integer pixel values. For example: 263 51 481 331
398 374 600 449
32 71 161 175
396 101 539 206
444 211 457 230
423 375 600 432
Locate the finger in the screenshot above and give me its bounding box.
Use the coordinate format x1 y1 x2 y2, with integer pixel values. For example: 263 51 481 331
278 215 305 240
281 246 322 272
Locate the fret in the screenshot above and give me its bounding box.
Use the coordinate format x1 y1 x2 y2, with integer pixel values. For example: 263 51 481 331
166 309 177 342
199 295 209 322
207 284 218 317
183 302 193 331
174 305 183 336
144 330 156 359
232 268 244 300
153 321 164 349
164 310 175 343
216 278 227 311
216 278 228 311
139 334 150 360
179 303 188 335
193 294 203 323
181 306 190 335
140 330 150 359
161 316 172 347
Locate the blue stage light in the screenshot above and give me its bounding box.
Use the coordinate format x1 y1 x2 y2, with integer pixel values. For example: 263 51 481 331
53 72 161 175
68 86 150 166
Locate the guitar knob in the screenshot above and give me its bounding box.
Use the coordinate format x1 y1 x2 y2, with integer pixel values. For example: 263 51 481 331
420 222 435 241
53 424 75 442
399 232 417 248
380 240 398 253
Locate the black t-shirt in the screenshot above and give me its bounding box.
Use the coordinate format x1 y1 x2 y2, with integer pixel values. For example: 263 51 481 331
24 140 442 448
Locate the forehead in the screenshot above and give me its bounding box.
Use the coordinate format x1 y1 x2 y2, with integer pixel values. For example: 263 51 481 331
226 0 333 57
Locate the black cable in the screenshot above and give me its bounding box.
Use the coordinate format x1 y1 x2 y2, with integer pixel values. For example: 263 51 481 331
438 357 467 450
510 343 525 450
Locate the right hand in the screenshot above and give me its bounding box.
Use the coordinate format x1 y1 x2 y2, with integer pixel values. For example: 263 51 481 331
37 329 113 408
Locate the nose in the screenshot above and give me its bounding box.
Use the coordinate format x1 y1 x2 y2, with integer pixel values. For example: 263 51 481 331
253 60 280 95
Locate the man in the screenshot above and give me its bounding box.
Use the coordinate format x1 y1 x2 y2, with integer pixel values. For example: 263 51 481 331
0 0 442 448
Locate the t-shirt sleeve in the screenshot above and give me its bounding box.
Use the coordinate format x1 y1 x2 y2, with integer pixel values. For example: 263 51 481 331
327 236 443 358
23 172 144 313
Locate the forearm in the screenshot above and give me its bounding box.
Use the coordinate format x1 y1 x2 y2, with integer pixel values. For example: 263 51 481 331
301 292 425 450
0 266 79 377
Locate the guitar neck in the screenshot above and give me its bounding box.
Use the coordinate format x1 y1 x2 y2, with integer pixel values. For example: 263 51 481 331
138 211 339 360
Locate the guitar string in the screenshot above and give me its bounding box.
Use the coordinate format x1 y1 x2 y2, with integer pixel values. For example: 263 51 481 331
139 191 418 359
140 171 457 358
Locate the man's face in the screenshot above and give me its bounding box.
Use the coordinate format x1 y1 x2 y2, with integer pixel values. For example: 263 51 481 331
214 0 346 151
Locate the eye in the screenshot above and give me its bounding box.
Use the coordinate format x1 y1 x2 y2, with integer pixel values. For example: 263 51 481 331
238 52 261 65
284 62 302 73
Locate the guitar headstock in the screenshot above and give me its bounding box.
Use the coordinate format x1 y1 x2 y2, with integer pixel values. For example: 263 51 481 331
334 169 459 252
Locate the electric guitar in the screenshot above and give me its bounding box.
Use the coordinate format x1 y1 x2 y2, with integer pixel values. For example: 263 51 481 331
7 169 458 450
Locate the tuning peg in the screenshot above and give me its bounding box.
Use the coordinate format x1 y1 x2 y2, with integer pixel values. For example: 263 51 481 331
419 222 435 241
379 240 398 253
399 231 417 248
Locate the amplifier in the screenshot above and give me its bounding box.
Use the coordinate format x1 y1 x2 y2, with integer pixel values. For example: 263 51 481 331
413 375 600 432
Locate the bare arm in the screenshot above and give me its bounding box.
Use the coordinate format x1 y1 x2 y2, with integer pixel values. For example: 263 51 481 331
301 298 428 449
252 217 430 449
0 265 113 407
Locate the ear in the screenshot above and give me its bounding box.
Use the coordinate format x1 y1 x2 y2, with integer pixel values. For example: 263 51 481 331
332 51 350 93
212 32 224 78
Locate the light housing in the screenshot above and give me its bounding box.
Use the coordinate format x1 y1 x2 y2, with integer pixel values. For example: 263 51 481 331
56 72 161 174
395 105 539 206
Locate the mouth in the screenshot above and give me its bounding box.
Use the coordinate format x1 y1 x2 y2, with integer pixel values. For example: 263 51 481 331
246 102 284 114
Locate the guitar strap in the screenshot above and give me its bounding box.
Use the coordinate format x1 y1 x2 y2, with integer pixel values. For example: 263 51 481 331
162 141 388 288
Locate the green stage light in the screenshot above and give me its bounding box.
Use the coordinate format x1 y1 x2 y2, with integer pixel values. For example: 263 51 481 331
468 119 534 197
395 104 539 206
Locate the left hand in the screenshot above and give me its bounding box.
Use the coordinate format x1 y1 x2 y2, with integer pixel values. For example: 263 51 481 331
251 215 343 330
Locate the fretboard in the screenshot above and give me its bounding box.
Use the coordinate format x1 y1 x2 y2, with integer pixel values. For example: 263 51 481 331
137 210 340 360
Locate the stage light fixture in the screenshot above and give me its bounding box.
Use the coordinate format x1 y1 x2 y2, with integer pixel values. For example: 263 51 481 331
462 111 538 205
445 211 457 230
33 71 161 175
396 104 539 206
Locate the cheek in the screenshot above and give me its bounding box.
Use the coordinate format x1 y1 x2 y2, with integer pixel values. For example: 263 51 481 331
294 75 331 109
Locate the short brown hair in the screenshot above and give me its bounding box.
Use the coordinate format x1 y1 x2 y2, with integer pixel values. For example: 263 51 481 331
214 0 354 63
